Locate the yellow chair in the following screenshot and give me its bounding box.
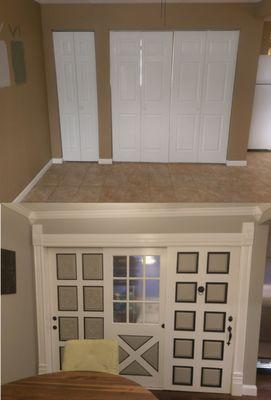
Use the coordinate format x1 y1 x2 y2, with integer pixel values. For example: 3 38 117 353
62 339 119 375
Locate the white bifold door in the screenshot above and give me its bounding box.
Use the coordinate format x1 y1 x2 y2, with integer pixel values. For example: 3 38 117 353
53 32 99 161
110 32 173 162
111 31 239 163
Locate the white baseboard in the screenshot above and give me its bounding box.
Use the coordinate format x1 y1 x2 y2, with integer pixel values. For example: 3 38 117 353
226 160 247 167
52 158 63 164
243 385 257 396
99 158 113 164
13 159 52 203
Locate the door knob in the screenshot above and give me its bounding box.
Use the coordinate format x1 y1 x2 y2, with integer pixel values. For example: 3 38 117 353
53 325 58 330
161 323 165 328
198 286 205 294
52 316 57 321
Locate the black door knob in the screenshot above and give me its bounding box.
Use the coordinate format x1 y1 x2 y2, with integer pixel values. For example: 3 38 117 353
198 286 205 294
52 316 57 321
53 325 58 330
161 323 165 328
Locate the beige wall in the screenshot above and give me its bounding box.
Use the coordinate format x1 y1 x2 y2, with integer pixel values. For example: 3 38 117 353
41 3 264 161
244 223 270 385
0 0 51 202
1 205 38 384
261 21 271 54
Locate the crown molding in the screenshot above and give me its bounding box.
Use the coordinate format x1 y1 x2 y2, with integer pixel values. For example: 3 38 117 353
3 204 270 223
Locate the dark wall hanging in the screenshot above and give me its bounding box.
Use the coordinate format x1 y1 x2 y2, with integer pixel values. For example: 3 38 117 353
11 40 26 84
1 249 16 295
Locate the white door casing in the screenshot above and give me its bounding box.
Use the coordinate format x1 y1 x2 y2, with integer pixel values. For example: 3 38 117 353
110 31 173 162
53 32 99 161
32 224 254 395
164 247 240 393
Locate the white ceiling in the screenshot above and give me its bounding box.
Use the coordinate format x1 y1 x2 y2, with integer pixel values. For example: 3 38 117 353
35 0 261 4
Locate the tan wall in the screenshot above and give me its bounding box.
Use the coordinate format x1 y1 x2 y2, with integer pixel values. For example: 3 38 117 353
261 21 271 54
41 3 264 161
1 205 38 384
0 0 51 202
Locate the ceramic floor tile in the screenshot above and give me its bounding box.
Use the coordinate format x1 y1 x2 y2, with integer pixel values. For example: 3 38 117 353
23 185 56 202
47 186 79 202
72 185 102 202
99 184 150 202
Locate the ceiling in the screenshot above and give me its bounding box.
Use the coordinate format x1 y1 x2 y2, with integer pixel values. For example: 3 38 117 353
35 0 261 4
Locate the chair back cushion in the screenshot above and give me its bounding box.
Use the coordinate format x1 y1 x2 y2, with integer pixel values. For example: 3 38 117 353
62 339 119 374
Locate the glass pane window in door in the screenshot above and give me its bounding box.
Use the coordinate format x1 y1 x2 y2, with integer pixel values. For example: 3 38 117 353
129 256 143 277
129 303 143 323
129 279 143 300
145 279 159 301
113 256 127 277
145 256 160 277
113 280 127 300
113 303 127 323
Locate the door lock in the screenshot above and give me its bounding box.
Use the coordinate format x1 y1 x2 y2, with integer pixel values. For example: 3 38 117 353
52 316 57 321
161 323 165 329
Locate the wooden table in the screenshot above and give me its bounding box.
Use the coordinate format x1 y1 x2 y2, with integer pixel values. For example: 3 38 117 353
2 371 157 400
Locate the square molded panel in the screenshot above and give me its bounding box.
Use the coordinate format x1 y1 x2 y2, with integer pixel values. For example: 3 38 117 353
204 312 226 332
84 317 104 339
205 283 228 303
207 252 230 274
174 339 194 359
175 311 196 331
82 254 103 280
202 340 224 360
176 282 197 303
177 253 198 274
83 286 104 311
59 317 78 341
56 254 77 280
201 367 222 387
58 286 78 311
173 366 193 385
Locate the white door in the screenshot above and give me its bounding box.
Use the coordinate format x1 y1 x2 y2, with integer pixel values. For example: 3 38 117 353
141 32 173 162
104 249 166 389
170 32 206 162
53 32 99 161
48 249 105 370
198 31 239 163
164 247 240 393
110 31 172 162
170 31 239 163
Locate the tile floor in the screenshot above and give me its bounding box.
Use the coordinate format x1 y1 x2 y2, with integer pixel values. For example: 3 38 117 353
23 152 271 202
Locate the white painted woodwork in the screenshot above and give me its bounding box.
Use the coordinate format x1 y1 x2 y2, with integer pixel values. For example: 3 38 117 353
110 32 141 161
170 32 206 162
141 32 173 162
104 248 166 388
170 31 239 163
53 32 99 161
198 31 239 163
33 224 255 395
164 246 240 393
111 31 173 162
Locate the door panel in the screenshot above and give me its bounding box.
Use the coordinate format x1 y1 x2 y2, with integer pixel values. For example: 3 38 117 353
74 32 99 161
104 249 166 389
198 31 239 163
53 32 81 161
170 31 206 162
141 32 173 162
110 32 141 161
53 32 99 162
164 247 240 393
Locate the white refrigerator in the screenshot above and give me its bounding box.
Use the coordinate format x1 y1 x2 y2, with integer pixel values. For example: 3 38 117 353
248 55 271 150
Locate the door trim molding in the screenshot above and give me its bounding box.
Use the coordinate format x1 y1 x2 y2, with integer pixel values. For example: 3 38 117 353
32 223 255 396
226 160 247 167
13 159 52 203
242 384 257 396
